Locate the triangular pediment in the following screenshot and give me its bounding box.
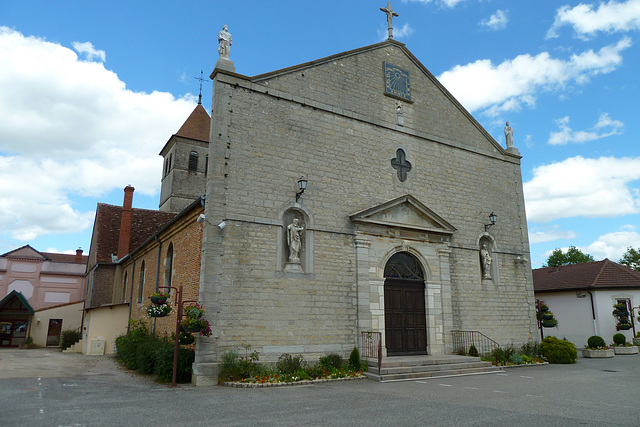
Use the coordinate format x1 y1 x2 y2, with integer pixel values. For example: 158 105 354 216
349 195 456 235
2 245 45 260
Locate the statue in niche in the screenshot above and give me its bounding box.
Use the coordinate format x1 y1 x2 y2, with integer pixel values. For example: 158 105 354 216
396 101 404 126
218 25 232 60
480 243 492 279
504 122 514 149
287 218 304 263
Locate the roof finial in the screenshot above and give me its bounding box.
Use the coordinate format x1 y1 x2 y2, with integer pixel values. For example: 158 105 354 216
194 70 210 105
380 2 399 39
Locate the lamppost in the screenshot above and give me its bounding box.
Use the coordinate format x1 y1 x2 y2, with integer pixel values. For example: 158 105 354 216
158 285 197 387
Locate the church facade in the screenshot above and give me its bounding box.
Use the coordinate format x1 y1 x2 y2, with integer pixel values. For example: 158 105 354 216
185 37 537 385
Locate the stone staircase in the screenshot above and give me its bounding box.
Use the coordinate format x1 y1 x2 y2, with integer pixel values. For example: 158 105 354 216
63 339 83 353
364 354 503 382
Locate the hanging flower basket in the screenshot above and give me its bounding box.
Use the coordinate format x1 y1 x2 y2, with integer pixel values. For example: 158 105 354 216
178 331 195 345
180 316 212 337
149 291 170 305
540 305 549 313
147 303 172 318
542 313 554 320
541 319 558 328
618 323 632 330
183 303 206 319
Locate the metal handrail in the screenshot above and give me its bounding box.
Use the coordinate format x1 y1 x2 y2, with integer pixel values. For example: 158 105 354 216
451 330 500 358
360 331 383 375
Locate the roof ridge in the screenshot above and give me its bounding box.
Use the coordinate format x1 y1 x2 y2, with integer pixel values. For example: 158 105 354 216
590 258 609 288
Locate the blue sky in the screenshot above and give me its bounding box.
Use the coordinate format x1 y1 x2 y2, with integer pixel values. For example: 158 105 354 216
2 0 640 268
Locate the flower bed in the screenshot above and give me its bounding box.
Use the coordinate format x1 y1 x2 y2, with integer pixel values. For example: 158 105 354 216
613 346 638 355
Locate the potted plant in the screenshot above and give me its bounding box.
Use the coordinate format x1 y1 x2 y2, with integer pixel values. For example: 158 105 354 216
178 331 195 345
183 303 206 319
146 303 172 317
180 316 212 336
582 335 614 358
612 302 632 330
611 332 639 355
537 303 558 328
149 291 170 305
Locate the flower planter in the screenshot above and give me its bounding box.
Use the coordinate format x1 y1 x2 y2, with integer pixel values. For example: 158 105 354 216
613 346 638 355
150 296 167 305
618 324 632 330
150 312 168 318
633 337 640 346
179 332 195 345
582 348 615 358
541 321 557 328
541 313 554 320
181 325 200 333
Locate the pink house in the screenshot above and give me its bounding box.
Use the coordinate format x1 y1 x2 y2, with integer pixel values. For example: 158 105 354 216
0 245 87 347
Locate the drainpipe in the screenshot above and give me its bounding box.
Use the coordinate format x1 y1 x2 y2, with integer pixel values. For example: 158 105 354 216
153 236 162 334
587 290 597 336
127 260 136 334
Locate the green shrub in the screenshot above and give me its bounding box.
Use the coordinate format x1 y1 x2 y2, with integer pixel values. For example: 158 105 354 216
540 336 577 364
277 353 307 374
136 337 163 374
587 335 606 349
318 353 343 370
59 329 82 350
613 333 626 346
154 345 195 383
520 341 541 357
348 347 361 371
508 354 524 365
468 345 479 357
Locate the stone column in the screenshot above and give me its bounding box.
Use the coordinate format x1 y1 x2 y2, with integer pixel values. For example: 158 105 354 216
437 248 454 355
354 237 372 336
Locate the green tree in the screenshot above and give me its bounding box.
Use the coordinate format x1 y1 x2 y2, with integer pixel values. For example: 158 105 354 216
619 246 640 271
544 246 595 267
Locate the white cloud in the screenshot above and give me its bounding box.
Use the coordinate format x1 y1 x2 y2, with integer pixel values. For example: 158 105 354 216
529 225 578 244
394 23 415 39
585 230 640 261
438 38 631 116
548 113 624 145
524 156 640 223
0 27 196 241
402 0 466 8
547 0 640 39
480 10 508 31
72 41 106 62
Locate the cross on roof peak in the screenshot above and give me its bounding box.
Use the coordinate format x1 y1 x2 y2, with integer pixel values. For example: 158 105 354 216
380 2 399 40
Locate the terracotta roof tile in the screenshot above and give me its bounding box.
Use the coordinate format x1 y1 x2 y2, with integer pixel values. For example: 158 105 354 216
42 252 88 263
533 259 640 292
94 203 176 263
174 104 210 142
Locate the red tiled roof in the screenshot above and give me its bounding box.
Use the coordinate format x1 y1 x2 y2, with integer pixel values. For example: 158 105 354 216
174 104 210 142
42 252 88 264
94 203 176 263
533 259 640 292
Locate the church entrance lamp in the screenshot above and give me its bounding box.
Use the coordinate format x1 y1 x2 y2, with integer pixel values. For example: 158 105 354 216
296 176 308 203
485 212 497 231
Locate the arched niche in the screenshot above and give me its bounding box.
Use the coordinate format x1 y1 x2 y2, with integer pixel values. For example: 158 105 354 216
277 204 314 273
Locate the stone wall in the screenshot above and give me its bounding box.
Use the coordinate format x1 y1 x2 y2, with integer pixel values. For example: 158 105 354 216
195 41 537 384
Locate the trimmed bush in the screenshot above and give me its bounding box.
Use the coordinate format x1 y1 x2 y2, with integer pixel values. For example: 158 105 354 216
114 320 193 383
613 333 626 346
540 336 577 364
508 354 524 365
59 329 82 350
348 347 361 371
587 335 606 349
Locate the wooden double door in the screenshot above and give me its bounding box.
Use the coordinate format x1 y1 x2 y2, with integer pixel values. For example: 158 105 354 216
384 278 427 355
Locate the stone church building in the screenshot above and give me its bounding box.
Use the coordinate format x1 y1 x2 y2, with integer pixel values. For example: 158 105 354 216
172 23 538 384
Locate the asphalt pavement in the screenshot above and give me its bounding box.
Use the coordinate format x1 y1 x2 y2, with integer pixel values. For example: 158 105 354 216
1 348 639 426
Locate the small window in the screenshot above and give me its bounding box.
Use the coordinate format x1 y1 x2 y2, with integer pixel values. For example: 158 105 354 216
165 244 174 288
189 151 199 171
122 272 128 303
205 155 209 175
137 261 145 303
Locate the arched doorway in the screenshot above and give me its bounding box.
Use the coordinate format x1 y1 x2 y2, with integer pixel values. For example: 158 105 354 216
384 252 427 355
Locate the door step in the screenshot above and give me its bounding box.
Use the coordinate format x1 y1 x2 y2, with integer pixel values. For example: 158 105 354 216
364 355 503 382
